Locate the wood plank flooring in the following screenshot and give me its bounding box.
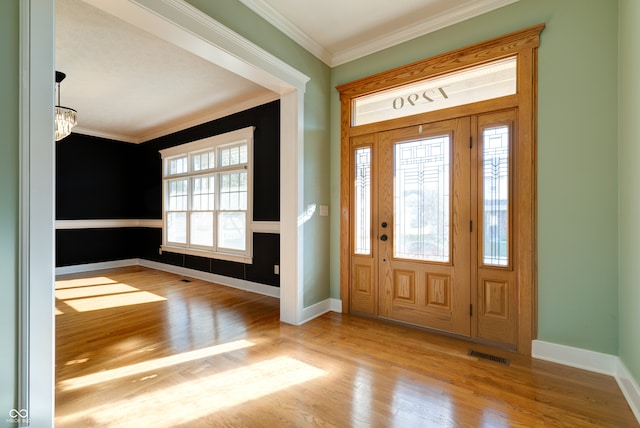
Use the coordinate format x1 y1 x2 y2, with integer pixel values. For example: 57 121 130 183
55 266 638 427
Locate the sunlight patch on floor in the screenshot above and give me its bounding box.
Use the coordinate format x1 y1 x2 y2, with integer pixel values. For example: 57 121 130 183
56 356 327 427
55 275 168 312
55 283 140 300
60 290 167 312
55 276 118 289
58 340 256 391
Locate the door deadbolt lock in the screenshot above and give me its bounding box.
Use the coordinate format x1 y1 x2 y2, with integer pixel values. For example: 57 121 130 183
381 222 388 228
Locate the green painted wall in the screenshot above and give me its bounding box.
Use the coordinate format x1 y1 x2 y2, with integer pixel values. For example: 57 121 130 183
619 0 640 383
0 1 19 424
185 0 332 307
330 0 620 355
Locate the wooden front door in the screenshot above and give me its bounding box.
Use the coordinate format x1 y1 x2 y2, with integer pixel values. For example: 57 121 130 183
378 118 471 335
349 110 519 345
339 26 542 353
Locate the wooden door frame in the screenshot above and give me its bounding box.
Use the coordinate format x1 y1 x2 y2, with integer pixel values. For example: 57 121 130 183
337 24 544 355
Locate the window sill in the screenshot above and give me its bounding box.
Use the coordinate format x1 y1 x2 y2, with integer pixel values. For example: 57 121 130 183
160 245 253 265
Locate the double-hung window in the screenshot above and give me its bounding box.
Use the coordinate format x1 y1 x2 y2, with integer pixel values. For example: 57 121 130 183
160 126 254 264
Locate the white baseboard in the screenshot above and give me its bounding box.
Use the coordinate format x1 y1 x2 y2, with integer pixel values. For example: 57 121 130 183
56 258 280 298
330 298 343 313
533 340 640 424
55 259 140 275
55 260 345 316
138 259 280 299
532 340 618 375
617 360 640 423
299 298 343 325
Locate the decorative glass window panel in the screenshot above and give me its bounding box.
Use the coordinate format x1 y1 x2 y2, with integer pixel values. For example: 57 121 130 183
482 126 510 266
353 57 517 126
394 136 450 262
354 147 371 255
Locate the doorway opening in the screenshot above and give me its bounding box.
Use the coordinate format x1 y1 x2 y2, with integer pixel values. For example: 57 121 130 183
21 0 309 424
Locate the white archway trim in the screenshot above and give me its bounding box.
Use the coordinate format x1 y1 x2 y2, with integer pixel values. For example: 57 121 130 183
21 0 56 426
81 0 310 324
84 0 309 93
279 90 305 324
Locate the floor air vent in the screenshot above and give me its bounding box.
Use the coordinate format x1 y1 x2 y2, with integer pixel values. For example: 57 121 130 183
468 350 510 366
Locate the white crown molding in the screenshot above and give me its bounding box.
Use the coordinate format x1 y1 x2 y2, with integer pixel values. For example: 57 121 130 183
241 0 519 67
332 0 520 66
70 127 140 144
238 0 333 65
140 92 280 143
73 92 279 144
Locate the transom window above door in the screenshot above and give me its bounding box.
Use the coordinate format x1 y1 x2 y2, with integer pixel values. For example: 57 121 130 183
352 56 516 126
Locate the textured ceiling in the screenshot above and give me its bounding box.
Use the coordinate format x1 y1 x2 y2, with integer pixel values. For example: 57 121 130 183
56 0 276 143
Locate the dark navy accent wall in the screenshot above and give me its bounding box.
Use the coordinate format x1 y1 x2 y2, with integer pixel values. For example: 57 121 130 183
56 133 145 219
56 228 142 267
56 100 280 287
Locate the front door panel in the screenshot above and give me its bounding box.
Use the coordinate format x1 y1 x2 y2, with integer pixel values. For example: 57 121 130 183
378 118 471 335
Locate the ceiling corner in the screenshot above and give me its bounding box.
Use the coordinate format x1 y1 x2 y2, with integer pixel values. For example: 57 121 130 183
238 0 334 66
241 0 520 68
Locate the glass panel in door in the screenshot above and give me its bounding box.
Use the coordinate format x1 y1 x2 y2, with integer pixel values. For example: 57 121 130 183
378 118 471 336
481 126 509 267
393 137 450 262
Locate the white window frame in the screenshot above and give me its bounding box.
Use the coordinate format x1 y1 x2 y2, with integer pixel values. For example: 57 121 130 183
160 126 255 264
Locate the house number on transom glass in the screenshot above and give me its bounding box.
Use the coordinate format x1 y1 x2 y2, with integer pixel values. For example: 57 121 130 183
353 56 517 126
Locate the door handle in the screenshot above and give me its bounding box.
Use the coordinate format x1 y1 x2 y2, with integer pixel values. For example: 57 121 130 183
380 234 388 241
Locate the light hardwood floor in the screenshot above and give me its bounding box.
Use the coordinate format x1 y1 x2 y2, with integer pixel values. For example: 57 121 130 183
55 266 637 427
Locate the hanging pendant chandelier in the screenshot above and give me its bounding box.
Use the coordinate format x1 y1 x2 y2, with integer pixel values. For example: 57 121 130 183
55 71 78 141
